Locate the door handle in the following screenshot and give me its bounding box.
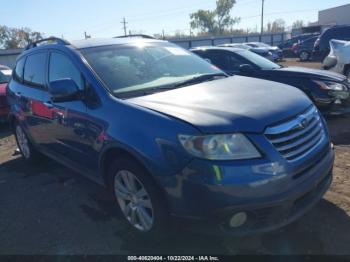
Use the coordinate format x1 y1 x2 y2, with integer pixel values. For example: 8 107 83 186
15 92 21 98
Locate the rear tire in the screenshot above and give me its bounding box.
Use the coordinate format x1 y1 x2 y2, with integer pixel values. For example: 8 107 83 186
14 122 41 162
107 157 169 238
299 51 310 62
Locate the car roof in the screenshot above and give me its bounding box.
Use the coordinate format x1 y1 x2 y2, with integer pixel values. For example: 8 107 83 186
190 46 244 52
17 37 168 59
70 37 166 49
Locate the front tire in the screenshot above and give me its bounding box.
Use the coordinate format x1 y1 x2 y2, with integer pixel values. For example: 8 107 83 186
299 51 310 62
108 157 168 237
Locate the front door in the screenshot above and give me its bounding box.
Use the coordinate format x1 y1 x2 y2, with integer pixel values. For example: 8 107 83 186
44 51 95 169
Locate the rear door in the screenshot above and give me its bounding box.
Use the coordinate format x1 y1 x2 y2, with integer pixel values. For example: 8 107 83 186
14 52 53 146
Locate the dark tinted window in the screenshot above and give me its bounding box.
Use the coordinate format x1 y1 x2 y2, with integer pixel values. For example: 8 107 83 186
24 53 47 86
49 52 83 89
205 51 246 72
14 57 26 82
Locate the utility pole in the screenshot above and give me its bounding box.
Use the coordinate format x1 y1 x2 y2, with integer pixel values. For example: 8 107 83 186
261 0 265 34
162 29 165 40
84 31 91 39
121 17 128 36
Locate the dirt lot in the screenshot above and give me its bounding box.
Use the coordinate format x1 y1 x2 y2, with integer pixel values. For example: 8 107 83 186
0 59 349 255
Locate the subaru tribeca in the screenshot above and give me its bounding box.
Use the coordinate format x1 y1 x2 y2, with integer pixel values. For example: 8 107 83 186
7 37 334 236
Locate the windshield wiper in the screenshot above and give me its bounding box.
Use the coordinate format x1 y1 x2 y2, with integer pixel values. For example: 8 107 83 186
116 73 228 99
173 73 228 88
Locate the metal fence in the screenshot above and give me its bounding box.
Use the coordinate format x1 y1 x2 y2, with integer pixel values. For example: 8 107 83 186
168 32 290 49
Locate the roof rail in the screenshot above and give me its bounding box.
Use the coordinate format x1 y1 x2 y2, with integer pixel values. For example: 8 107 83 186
25 37 71 50
114 34 156 39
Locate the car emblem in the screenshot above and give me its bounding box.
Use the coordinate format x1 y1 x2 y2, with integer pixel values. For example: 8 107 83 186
297 115 309 129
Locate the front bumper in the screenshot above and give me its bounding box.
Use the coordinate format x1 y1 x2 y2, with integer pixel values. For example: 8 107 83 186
317 96 350 116
165 144 334 235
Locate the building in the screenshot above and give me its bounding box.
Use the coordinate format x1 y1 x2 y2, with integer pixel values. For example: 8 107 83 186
291 4 350 37
0 48 22 68
319 3 350 26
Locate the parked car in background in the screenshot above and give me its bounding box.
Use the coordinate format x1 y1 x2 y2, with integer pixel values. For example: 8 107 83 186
313 25 350 62
191 46 350 115
323 39 350 79
293 36 319 61
7 37 334 237
278 34 319 58
0 65 12 123
218 43 274 61
245 42 283 61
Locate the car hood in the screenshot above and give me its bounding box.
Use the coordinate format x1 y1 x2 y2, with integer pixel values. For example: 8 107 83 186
128 76 311 134
0 83 7 95
275 66 346 81
251 47 270 54
268 46 280 51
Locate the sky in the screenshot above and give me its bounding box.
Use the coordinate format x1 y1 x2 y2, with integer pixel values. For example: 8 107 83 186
1 0 350 40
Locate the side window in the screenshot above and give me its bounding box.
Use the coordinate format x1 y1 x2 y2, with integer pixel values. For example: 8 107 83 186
14 57 26 82
225 53 246 71
207 51 245 72
49 52 83 90
24 53 47 87
205 51 227 70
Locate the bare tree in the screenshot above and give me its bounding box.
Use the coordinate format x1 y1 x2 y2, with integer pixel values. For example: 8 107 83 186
292 20 304 29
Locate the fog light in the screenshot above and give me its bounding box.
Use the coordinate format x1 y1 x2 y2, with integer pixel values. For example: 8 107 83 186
229 212 247 228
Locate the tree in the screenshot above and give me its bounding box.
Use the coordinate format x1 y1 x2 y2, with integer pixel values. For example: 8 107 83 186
0 25 43 49
292 20 304 29
266 19 286 33
190 0 240 35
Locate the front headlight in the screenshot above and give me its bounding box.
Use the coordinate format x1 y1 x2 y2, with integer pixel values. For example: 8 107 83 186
178 134 261 160
313 80 347 91
313 80 349 99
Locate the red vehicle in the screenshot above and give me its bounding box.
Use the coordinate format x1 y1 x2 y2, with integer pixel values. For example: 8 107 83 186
0 65 12 123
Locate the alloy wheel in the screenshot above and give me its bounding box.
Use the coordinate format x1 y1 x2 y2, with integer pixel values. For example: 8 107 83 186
114 170 154 231
300 51 309 61
16 125 30 159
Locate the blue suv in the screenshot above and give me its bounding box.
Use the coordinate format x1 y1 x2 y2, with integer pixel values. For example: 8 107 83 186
7 37 334 237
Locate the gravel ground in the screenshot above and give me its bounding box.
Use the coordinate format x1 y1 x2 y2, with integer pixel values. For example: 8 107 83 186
0 59 349 255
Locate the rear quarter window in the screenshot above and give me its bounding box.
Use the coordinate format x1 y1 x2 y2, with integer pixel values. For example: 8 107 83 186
23 52 47 87
14 57 26 82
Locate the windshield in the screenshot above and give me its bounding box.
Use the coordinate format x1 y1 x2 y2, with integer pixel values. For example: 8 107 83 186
239 50 281 70
81 42 222 97
0 69 12 83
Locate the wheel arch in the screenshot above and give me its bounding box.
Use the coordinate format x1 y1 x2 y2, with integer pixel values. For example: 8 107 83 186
99 143 160 189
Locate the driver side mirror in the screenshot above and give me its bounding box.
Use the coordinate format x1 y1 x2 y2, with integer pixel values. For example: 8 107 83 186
239 64 255 74
49 78 80 103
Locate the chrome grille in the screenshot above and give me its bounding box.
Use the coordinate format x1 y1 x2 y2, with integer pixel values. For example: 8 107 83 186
265 106 326 161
